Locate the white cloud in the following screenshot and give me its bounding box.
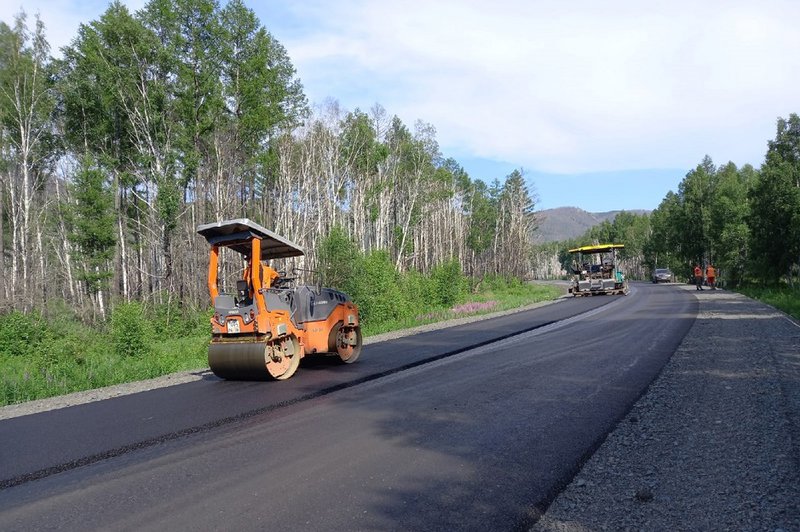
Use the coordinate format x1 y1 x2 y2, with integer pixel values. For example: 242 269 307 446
271 0 800 174
6 0 798 178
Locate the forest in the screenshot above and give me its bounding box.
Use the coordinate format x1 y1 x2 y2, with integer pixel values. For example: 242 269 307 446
0 1 538 323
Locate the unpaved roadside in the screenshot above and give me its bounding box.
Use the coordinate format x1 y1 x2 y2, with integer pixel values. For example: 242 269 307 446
532 285 800 531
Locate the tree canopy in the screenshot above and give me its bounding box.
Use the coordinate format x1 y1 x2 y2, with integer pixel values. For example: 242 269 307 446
0 3 539 318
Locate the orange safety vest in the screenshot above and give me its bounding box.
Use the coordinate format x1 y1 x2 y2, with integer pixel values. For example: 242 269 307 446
706 265 716 279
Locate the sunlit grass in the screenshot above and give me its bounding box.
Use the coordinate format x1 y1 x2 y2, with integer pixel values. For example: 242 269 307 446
0 334 210 407
736 284 800 321
361 282 563 336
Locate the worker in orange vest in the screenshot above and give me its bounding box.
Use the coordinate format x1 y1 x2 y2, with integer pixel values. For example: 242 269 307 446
706 264 716 290
693 264 703 291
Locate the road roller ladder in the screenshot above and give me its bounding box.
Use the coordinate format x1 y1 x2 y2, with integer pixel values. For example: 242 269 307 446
197 218 362 380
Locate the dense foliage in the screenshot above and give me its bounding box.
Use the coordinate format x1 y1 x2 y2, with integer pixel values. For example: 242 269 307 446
0 5 537 324
646 131 799 288
644 157 755 284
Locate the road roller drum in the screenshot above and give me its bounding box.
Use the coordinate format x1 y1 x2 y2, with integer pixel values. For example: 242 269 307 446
208 336 301 380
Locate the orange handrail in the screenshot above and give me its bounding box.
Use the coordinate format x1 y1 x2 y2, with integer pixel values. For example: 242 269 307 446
208 245 219 301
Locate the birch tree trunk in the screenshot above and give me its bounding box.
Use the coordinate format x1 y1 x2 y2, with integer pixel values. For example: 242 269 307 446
0 13 54 309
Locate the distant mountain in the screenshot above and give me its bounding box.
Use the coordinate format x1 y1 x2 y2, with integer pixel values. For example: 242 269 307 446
533 206 650 243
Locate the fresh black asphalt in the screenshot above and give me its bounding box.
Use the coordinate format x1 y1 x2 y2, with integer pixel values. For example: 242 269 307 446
0 284 697 530
0 294 612 487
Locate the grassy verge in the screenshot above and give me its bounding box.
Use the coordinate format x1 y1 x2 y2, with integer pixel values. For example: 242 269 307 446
0 303 212 407
0 281 562 407
735 284 800 321
361 281 563 336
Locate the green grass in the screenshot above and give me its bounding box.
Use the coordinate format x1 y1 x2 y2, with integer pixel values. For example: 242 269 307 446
361 282 563 336
0 327 210 407
0 303 212 407
735 284 800 321
0 281 563 407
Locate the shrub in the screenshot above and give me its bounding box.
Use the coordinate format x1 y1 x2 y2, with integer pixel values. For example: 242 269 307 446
0 310 41 357
403 269 435 310
430 258 467 306
348 250 410 325
148 299 210 338
110 301 152 358
317 226 361 292
483 274 523 293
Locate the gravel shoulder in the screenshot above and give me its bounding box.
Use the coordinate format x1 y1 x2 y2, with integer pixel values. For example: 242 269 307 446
532 285 800 531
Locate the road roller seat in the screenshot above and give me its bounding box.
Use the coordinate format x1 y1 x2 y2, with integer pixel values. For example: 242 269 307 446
236 279 252 306
292 285 315 325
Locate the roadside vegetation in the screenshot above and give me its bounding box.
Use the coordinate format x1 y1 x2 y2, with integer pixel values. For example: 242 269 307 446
0 263 560 406
734 285 800 321
0 302 211 406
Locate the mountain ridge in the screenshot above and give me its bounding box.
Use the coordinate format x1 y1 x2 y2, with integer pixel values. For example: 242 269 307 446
533 206 650 243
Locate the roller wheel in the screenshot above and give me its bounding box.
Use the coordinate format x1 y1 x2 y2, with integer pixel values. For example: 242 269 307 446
336 325 362 364
208 334 301 381
266 334 301 380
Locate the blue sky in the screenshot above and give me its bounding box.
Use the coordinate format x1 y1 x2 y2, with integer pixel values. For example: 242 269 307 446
5 0 799 212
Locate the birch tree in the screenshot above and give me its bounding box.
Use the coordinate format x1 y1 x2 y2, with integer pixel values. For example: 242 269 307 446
61 1 173 301
0 12 56 309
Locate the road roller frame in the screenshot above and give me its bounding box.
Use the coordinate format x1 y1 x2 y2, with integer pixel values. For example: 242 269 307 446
567 243 629 297
197 218 362 380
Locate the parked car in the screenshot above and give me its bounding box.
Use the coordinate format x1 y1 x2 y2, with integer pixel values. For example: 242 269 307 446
652 267 675 283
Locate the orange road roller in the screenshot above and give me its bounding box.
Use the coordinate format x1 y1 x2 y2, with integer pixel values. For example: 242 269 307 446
197 218 362 380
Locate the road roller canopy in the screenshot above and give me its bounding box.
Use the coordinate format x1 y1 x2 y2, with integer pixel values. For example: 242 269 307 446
197 218 304 259
568 243 625 254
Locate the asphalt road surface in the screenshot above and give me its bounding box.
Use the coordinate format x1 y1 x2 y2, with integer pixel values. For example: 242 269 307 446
0 283 696 531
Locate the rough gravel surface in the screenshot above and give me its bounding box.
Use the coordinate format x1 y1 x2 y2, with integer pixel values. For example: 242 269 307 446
532 285 800 532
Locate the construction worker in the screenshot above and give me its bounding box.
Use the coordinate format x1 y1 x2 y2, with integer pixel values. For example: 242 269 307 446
706 263 716 290
694 264 703 290
260 260 280 288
